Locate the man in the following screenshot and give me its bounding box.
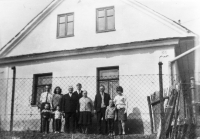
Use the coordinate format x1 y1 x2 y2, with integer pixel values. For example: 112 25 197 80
94 85 111 134
60 86 79 133
74 83 83 132
39 85 53 133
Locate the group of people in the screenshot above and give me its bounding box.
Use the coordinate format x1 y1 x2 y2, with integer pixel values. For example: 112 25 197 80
39 83 128 136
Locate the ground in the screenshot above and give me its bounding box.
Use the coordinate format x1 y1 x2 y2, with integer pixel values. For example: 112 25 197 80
0 131 156 139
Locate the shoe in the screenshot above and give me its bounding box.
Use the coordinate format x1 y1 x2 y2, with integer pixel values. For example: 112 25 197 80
122 131 125 135
82 129 85 134
112 131 115 136
110 133 113 136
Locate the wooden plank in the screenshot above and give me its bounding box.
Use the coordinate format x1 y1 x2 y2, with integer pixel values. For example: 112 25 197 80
147 96 154 134
164 89 178 137
151 96 169 106
151 92 161 132
171 89 181 139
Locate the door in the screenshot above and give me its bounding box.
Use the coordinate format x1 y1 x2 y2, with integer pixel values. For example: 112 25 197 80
97 66 119 99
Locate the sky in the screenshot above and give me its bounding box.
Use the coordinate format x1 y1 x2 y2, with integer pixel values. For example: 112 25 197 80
0 0 200 49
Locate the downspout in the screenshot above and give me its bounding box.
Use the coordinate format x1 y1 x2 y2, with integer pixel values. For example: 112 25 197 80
10 67 16 132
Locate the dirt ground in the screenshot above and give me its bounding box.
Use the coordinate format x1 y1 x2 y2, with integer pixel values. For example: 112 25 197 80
0 131 156 139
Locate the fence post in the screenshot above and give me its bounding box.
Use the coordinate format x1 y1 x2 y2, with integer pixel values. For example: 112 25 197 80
10 67 16 132
158 62 166 139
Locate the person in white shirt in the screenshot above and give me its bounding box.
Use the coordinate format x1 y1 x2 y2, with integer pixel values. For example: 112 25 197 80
114 86 128 135
39 85 53 110
39 85 53 133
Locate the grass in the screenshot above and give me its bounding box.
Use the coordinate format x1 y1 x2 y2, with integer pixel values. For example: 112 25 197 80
0 131 156 139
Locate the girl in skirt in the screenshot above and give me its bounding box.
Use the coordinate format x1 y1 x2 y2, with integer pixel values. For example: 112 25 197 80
105 100 117 136
114 86 128 135
53 105 63 133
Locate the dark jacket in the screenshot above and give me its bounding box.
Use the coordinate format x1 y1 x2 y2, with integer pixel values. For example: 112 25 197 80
94 92 110 112
74 90 83 100
74 90 83 111
60 93 79 113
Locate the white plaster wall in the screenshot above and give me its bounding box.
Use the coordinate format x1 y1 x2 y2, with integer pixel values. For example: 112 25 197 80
7 0 189 57
0 67 12 131
3 45 175 133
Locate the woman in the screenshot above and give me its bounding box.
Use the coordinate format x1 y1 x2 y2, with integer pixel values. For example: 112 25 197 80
79 90 93 134
114 86 128 135
52 86 63 133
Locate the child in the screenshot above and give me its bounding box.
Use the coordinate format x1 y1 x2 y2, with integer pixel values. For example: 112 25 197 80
114 86 127 135
41 103 51 134
54 105 63 133
105 100 117 136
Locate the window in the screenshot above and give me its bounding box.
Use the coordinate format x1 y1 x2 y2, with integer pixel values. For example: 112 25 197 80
57 13 74 38
96 6 115 33
97 66 119 99
31 73 52 106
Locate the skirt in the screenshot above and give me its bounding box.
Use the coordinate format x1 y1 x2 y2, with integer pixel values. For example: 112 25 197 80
78 111 92 125
117 108 127 121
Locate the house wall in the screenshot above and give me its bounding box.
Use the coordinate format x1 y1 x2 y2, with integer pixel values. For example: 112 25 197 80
6 0 189 57
0 45 175 134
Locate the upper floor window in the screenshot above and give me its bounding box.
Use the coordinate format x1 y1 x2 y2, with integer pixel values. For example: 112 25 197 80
57 13 74 38
96 6 115 33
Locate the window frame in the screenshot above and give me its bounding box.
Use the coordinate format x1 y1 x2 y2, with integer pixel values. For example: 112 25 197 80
96 66 119 94
96 6 115 33
31 73 53 106
57 12 74 39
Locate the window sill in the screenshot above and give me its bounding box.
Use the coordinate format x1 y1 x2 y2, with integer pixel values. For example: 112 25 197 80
96 29 116 34
57 35 74 39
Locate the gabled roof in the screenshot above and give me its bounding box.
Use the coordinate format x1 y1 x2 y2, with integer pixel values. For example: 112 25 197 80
0 0 197 57
0 0 64 57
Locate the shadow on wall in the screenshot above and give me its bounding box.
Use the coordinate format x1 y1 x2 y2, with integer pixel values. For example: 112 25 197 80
89 107 145 134
126 107 144 134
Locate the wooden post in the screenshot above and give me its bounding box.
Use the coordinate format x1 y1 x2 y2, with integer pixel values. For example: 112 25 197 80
147 96 154 133
10 67 16 132
190 77 196 124
171 84 181 139
158 62 166 139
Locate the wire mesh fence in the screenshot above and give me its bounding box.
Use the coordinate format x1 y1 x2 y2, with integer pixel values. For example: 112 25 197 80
0 74 195 139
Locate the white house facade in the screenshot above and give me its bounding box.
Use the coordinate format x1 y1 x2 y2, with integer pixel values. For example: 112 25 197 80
0 0 197 134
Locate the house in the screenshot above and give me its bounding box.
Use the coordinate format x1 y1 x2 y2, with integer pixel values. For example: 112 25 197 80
0 0 198 135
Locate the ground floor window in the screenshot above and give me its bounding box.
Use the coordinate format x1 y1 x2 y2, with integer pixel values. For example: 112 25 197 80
97 66 119 99
31 73 52 105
